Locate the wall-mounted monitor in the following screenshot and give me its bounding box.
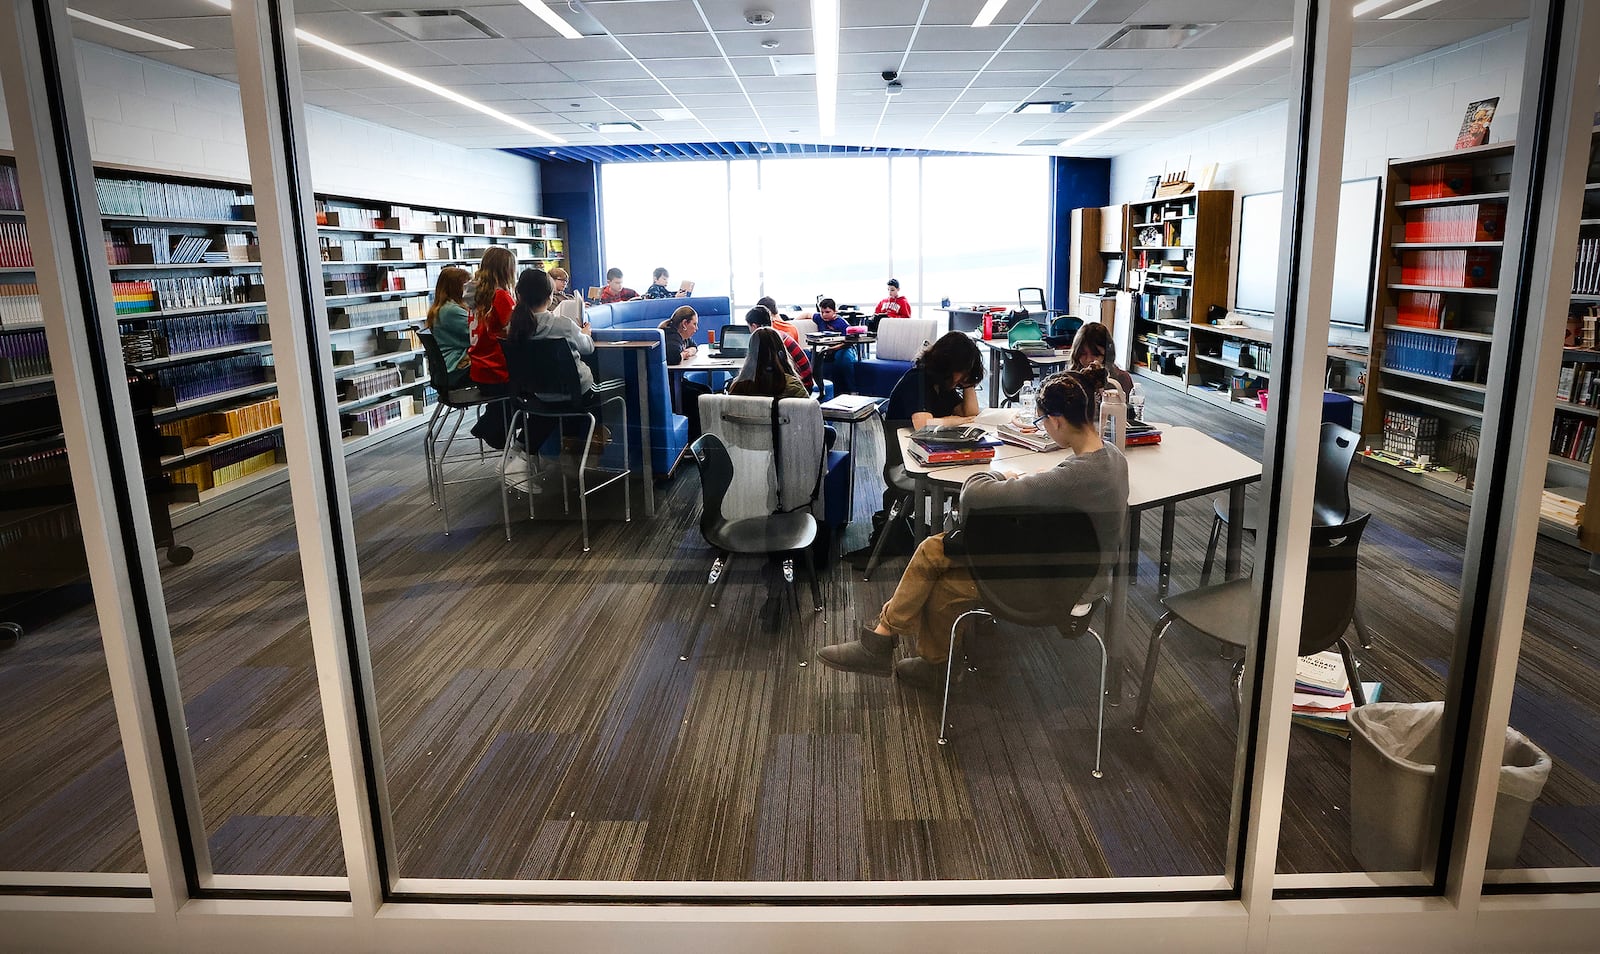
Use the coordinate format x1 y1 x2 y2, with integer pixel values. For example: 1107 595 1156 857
1232 177 1382 330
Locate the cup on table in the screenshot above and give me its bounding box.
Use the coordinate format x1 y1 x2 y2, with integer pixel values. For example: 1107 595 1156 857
707 328 716 347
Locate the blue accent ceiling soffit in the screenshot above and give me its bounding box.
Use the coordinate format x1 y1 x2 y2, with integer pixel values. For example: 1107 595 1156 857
509 141 993 163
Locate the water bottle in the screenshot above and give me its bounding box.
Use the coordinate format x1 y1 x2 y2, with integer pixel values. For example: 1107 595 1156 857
1099 385 1127 450
1017 380 1038 420
1128 383 1146 422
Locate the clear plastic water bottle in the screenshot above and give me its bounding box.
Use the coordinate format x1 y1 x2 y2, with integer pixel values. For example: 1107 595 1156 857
1017 380 1038 421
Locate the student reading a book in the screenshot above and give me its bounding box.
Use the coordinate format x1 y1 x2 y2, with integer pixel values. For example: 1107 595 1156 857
728 327 809 400
467 246 517 447
874 278 911 321
643 267 688 300
744 305 815 391
810 297 857 394
660 305 708 438
504 267 600 471
426 265 473 388
818 367 1128 688
599 267 638 303
1068 321 1134 396
548 266 572 305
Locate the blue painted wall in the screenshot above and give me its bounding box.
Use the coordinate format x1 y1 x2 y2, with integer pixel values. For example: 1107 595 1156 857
1047 157 1111 312
540 160 603 293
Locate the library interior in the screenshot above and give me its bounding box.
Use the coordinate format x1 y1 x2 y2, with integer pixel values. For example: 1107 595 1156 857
2 0 1599 951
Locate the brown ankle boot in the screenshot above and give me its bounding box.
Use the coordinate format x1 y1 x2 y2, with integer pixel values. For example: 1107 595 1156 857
894 656 948 691
816 626 896 676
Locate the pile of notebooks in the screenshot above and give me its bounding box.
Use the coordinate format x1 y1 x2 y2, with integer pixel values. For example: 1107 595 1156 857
1292 650 1383 738
997 421 1057 452
1126 421 1162 447
907 424 999 467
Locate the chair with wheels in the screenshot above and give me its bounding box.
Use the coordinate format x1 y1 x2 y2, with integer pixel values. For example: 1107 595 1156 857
419 330 504 533
1134 513 1373 733
938 505 1114 778
1199 421 1374 647
688 400 824 631
996 348 1038 407
501 337 630 551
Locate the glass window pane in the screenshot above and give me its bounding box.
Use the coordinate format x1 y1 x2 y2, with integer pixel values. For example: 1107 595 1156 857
601 161 730 303
757 156 890 310
919 156 1049 307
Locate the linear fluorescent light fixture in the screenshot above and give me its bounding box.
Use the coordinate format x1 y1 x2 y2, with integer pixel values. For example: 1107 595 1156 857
1015 101 1076 114
1063 38 1293 148
201 0 563 143
811 0 840 136
972 0 1010 28
515 0 582 40
591 121 642 133
67 9 194 50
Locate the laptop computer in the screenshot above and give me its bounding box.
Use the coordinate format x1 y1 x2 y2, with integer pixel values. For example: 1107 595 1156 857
712 326 750 358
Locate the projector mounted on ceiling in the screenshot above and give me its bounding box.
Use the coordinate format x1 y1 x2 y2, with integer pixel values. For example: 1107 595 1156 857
370 9 501 42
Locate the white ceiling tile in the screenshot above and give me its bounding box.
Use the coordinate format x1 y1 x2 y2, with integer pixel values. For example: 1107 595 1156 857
912 25 1026 53
421 37 536 66
516 36 635 63
1188 20 1295 48
643 57 736 79
901 51 997 72
840 27 916 54
584 80 674 97
585 0 711 34
337 41 457 69
558 60 654 82
293 11 409 45
613 33 725 58
1007 24 1123 50
695 0 810 31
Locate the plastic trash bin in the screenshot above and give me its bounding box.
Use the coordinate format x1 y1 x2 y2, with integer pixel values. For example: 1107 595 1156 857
1349 701 1551 871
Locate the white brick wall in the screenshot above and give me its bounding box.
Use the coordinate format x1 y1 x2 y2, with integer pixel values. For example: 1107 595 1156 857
0 42 541 217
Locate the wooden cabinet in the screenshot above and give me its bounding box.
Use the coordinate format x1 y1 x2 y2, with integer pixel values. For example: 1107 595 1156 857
1068 204 1128 308
1125 189 1235 399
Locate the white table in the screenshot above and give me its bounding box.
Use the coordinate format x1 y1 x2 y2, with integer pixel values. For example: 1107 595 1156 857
667 350 745 374
896 408 1262 698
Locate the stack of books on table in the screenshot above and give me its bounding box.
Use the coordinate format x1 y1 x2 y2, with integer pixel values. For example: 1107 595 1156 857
997 421 1057 452
1126 421 1163 447
907 424 999 467
1292 650 1382 738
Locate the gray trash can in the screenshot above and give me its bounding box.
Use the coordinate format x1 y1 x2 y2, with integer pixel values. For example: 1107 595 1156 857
1349 701 1551 871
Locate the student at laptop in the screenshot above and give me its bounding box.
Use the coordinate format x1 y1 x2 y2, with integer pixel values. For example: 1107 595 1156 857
729 328 808 399
660 305 708 438
817 366 1127 689
809 297 857 395
643 267 688 300
743 306 815 392
599 267 638 303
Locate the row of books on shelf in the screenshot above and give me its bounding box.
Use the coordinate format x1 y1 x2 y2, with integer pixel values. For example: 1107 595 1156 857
1571 238 1600 295
104 228 253 266
1550 416 1595 464
96 177 248 221
0 221 34 268
0 283 42 329
114 274 266 313
1556 363 1600 408
1383 329 1484 382
325 266 431 295
1293 650 1382 738
0 507 80 551
1403 203 1504 243
168 432 282 493
0 328 49 380
0 443 68 483
331 297 427 329
0 165 21 212
1393 291 1468 330
342 367 404 401
1405 161 1474 200
119 310 268 363
1397 249 1498 288
160 396 282 450
154 353 269 405
1541 488 1585 530
345 397 407 435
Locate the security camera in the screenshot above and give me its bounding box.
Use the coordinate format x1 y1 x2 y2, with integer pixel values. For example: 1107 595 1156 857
881 69 898 82
885 80 904 95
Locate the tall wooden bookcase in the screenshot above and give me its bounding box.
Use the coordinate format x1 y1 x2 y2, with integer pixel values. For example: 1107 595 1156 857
1359 133 1600 555
1068 203 1127 303
1124 189 1237 407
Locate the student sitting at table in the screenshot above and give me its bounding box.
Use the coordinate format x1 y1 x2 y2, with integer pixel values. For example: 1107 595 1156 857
660 305 708 438
757 296 802 343
599 267 638 303
728 327 810 399
1069 320 1134 396
504 267 598 472
548 266 573 305
743 305 815 392
809 297 858 394
643 267 688 299
874 278 911 320
466 246 517 448
885 330 982 429
818 367 1129 689
425 265 473 389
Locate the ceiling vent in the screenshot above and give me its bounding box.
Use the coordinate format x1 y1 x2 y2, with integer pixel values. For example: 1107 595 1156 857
1099 23 1216 50
370 9 500 42
770 55 816 76
1013 101 1077 115
1018 138 1066 147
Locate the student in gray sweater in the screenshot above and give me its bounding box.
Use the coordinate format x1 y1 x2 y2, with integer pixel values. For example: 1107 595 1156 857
818 366 1128 689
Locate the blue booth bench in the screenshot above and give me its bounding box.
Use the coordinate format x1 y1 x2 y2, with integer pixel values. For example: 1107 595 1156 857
585 295 733 477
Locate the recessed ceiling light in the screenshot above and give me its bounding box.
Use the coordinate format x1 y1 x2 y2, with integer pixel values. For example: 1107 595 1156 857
1014 101 1077 115
591 121 642 132
515 0 582 40
369 10 499 42
1019 138 1065 147
66 8 193 50
655 107 696 122
652 148 663 154
971 0 1010 28
202 0 563 143
1100 24 1217 50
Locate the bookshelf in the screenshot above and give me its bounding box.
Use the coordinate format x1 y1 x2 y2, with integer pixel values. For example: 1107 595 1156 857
1067 203 1127 304
1359 134 1600 555
0 157 568 532
1124 189 1238 406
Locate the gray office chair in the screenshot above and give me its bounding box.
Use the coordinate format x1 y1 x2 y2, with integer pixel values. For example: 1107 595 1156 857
939 505 1112 778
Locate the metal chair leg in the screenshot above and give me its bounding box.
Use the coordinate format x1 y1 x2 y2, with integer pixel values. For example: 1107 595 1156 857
938 609 991 746
1352 605 1375 650
438 408 469 534
578 412 595 552
862 493 910 581
1200 513 1223 586
1337 637 1367 706
1133 612 1176 733
707 552 731 607
500 410 522 542
617 397 631 522
1088 625 1108 779
803 543 822 611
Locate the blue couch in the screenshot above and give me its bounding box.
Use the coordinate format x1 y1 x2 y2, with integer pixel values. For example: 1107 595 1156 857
586 296 733 476
854 317 937 398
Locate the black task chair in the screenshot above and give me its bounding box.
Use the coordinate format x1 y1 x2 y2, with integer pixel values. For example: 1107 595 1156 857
862 412 918 581
688 433 823 623
1199 422 1374 648
939 507 1112 778
1134 513 1373 733
996 348 1038 407
419 330 504 533
502 337 629 551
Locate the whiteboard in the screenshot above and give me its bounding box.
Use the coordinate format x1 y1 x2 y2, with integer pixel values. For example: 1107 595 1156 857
1232 177 1382 329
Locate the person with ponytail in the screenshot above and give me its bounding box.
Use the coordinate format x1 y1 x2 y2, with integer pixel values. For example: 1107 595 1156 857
426 266 472 389
818 366 1129 689
466 246 518 447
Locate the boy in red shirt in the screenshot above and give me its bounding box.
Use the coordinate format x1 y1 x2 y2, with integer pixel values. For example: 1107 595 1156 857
875 278 911 320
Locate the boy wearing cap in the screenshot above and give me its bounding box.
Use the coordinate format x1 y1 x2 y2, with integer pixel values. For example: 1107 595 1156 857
875 279 911 320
